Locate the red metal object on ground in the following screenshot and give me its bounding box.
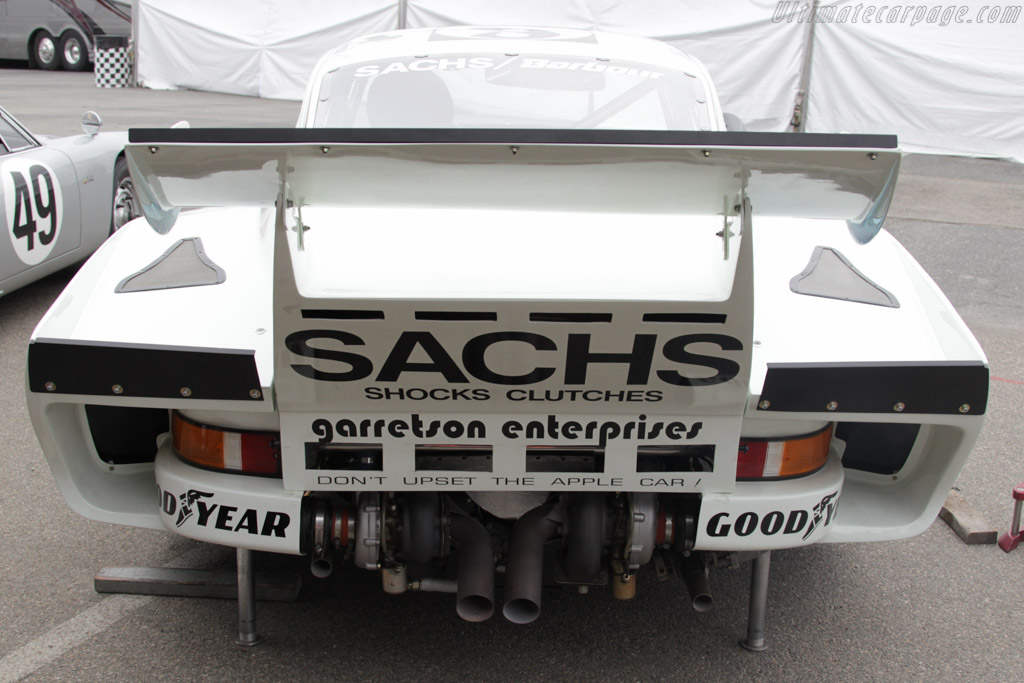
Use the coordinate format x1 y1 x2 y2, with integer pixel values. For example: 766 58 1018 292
996 484 1024 553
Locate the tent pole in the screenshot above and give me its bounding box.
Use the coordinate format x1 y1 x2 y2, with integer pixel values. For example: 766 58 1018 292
398 0 408 30
790 0 819 132
131 0 140 87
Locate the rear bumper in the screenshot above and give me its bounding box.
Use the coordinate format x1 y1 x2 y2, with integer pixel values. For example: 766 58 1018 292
695 455 843 551
153 440 846 556
155 448 304 555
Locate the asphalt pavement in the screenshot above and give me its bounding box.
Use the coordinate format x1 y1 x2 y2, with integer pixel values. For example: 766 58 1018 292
1 65 1023 682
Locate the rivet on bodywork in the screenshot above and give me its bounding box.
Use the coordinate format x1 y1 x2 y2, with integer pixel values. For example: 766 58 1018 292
893 402 906 412
250 389 262 399
148 146 158 154
826 401 838 411
44 382 56 392
701 149 711 157
320 146 330 154
959 404 971 413
180 387 192 397
510 146 519 155
868 152 878 160
112 384 124 394
758 400 770 410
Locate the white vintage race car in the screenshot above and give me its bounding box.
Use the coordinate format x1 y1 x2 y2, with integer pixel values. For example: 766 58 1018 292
27 27 988 646
1 105 137 297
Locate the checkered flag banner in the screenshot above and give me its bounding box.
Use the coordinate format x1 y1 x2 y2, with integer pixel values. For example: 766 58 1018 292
94 36 131 88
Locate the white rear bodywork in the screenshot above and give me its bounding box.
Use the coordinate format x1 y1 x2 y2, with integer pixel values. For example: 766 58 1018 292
28 29 987 564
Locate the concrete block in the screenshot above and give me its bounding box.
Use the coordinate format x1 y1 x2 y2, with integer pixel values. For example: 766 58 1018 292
940 489 998 545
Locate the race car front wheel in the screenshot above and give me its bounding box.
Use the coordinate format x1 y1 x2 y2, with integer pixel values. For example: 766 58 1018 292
111 157 139 234
33 32 59 70
60 31 89 71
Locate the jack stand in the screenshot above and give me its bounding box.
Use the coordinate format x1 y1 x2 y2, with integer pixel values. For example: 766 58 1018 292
94 548 301 646
235 548 261 647
740 550 771 652
997 484 1024 553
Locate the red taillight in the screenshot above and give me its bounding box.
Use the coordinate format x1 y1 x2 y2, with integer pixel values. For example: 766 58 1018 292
736 425 833 480
171 412 281 476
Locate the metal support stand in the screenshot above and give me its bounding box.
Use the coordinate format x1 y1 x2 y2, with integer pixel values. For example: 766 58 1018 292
235 548 261 647
997 484 1024 552
94 548 302 645
740 550 771 652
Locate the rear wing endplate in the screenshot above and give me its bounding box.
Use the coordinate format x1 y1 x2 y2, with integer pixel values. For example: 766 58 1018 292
125 129 899 242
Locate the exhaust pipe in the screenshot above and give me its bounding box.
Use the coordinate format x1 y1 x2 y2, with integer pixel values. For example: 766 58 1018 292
682 555 713 612
310 556 333 579
503 502 561 625
306 499 356 579
310 499 333 578
449 514 495 622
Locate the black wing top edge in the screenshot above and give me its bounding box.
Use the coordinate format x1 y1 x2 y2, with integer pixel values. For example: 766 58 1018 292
129 128 898 149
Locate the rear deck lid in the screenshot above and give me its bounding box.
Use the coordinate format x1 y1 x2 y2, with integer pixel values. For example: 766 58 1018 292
125 128 898 493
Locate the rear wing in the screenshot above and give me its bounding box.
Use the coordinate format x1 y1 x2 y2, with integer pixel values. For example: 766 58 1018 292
125 129 899 242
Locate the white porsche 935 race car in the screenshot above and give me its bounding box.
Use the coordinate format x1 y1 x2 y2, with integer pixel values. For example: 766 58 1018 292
2 106 136 297
27 27 988 646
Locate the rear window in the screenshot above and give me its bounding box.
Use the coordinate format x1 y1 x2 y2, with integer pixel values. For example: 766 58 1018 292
313 53 712 130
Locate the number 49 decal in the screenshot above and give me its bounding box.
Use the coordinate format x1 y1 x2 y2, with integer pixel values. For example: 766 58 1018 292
3 158 63 266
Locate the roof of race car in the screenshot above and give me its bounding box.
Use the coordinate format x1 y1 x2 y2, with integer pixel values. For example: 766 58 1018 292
322 26 704 72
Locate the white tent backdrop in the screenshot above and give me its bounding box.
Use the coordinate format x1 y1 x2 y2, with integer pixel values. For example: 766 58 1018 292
807 1 1024 161
136 0 397 98
136 0 1024 162
405 1 806 133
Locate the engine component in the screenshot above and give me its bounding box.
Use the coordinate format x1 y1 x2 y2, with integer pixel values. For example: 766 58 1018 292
468 491 549 519
502 501 562 624
610 558 636 600
626 493 658 570
310 499 333 578
563 492 606 583
401 492 443 564
308 498 353 578
449 513 495 622
382 564 408 595
682 554 713 612
355 493 382 570
411 578 457 593
656 505 675 546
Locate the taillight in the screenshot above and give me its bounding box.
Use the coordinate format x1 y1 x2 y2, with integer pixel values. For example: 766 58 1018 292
736 425 833 480
171 412 281 476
